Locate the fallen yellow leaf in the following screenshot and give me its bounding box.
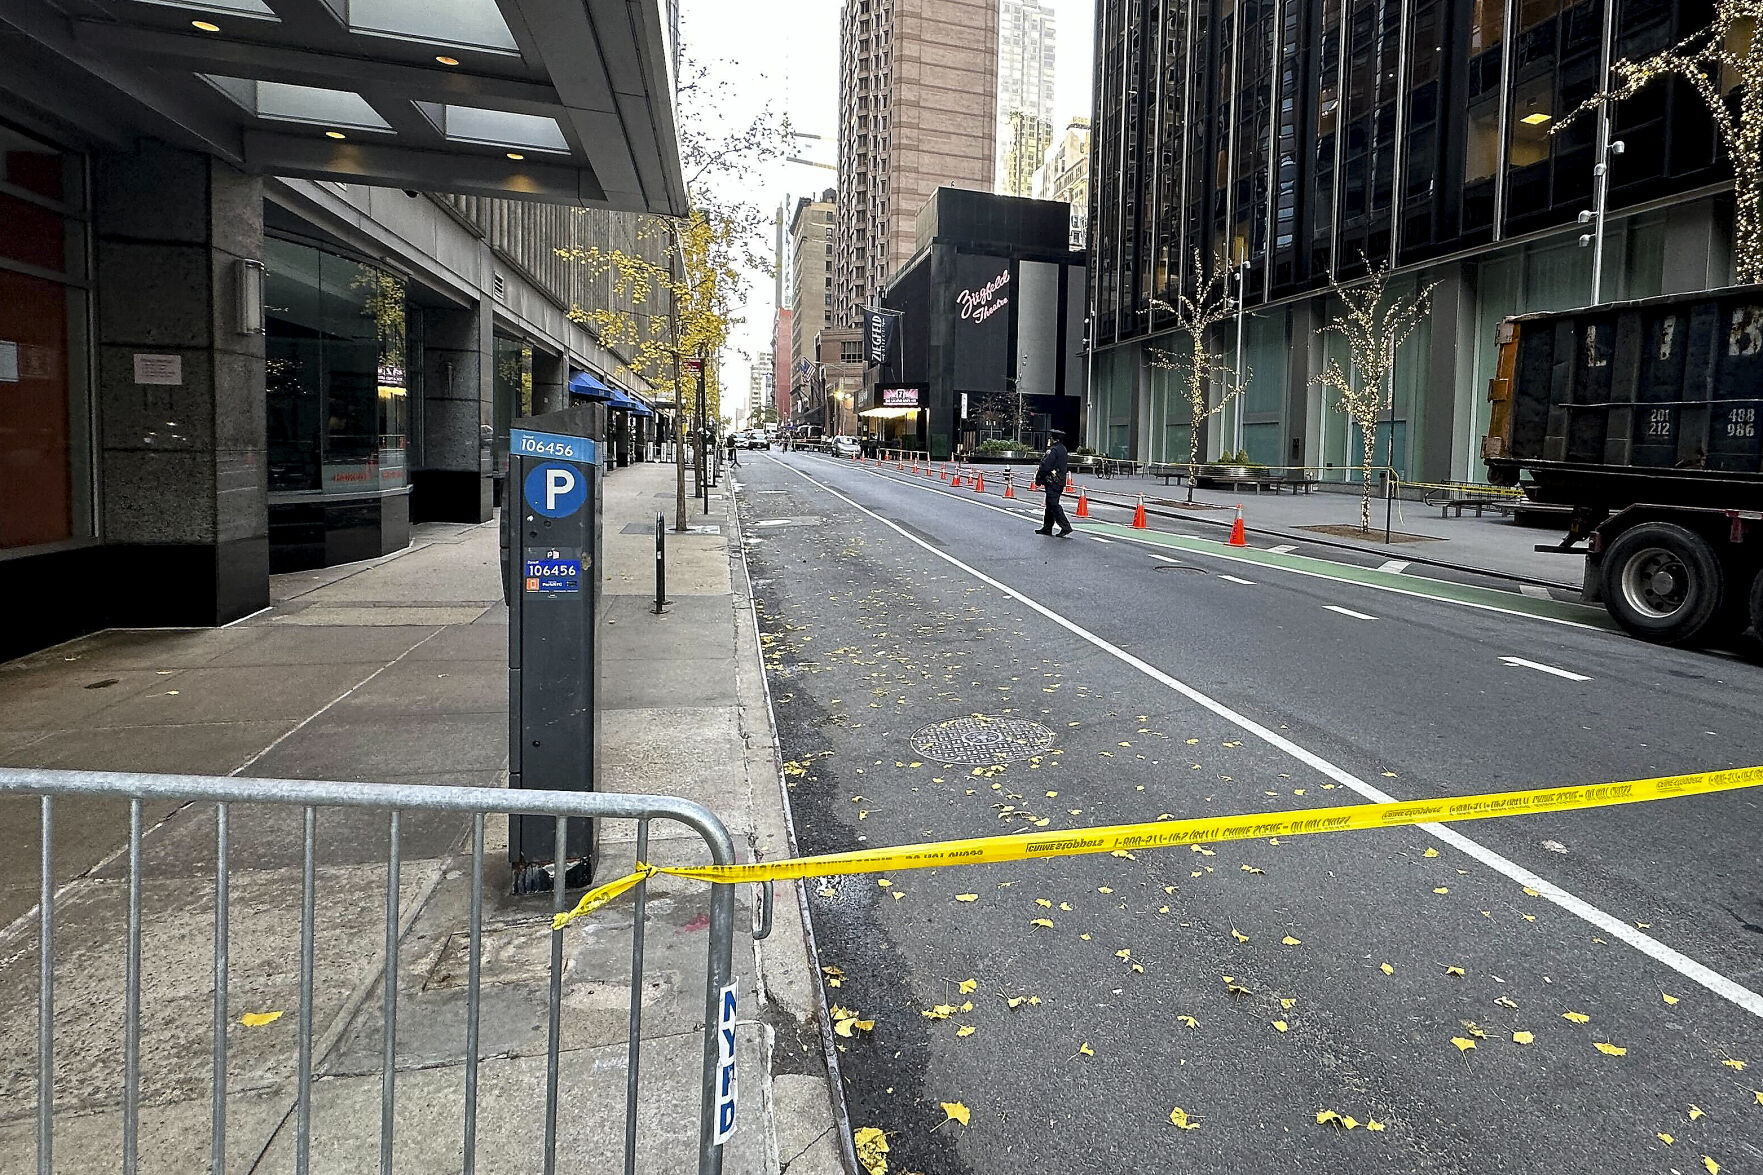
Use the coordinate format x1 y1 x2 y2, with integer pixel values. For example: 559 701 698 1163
958 1000 974 1012
1280 998 1297 1009
1281 935 1302 946
1230 927 1249 943
1030 918 1054 929
1433 887 1450 895
853 1126 889 1175
1272 1020 1288 1033
955 1025 976 1038
1116 948 1132 960
1443 965 1465 977
958 978 977 994
1177 1015 1198 1030
1754 1090 1763 1105
1703 1157 1719 1175
1035 898 1052 908
1342 1116 1360 1130
1316 1109 1339 1126
1512 1031 1535 1045
1688 1105 1703 1121
1423 847 1439 858
1722 1058 1747 1070
1661 992 1679 1005
1366 1120 1386 1132
240 1011 283 1028
1451 1037 1477 1052
939 1101 970 1128
1656 1133 1673 1145
1380 963 1394 975
1594 1041 1627 1057
877 879 891 888
954 893 978 903
1562 1011 1590 1024
921 1004 957 1020
1168 1106 1200 1130
1076 1041 1095 1057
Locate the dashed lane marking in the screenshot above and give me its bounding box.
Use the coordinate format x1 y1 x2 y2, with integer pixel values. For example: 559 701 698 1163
1324 605 1378 621
1519 584 1554 600
1500 655 1592 682
1378 559 1410 574
1269 544 1297 554
770 456 1763 1020
1218 574 1257 585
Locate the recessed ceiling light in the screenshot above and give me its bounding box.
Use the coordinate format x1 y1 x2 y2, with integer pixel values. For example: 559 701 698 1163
325 130 347 140
1520 112 1552 125
506 151 525 160
435 55 460 66
191 19 221 32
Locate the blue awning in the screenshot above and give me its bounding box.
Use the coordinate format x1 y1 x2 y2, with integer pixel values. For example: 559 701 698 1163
568 371 614 401
606 387 639 411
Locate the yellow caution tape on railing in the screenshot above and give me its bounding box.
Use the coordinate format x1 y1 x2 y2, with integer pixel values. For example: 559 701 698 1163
553 764 1763 929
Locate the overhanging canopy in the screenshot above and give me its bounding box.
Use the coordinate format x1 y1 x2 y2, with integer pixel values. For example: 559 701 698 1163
0 0 685 212
568 371 614 401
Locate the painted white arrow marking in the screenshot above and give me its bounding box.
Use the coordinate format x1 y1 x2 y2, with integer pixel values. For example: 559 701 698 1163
1500 656 1591 682
1324 605 1377 620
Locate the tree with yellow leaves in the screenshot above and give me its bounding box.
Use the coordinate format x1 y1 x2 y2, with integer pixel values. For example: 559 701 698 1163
1312 258 1436 534
1147 249 1247 504
1555 0 1763 283
561 56 786 529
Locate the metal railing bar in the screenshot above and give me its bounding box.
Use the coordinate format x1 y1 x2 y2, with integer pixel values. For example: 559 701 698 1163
212 802 229 1175
38 794 53 1175
0 770 726 830
623 819 650 1175
543 816 567 1175
379 809 400 1175
123 798 142 1175
462 813 484 1175
698 857 736 1175
296 806 316 1175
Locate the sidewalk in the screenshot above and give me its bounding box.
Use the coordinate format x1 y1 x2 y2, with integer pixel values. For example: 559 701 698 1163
0 462 839 1173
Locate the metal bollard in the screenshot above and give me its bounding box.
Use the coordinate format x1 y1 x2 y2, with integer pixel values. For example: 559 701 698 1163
654 513 669 615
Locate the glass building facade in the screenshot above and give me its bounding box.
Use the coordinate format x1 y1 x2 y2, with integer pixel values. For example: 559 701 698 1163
1089 0 1737 481
265 237 413 569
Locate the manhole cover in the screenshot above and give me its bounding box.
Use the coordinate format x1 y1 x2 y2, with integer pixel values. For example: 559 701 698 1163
909 716 1056 765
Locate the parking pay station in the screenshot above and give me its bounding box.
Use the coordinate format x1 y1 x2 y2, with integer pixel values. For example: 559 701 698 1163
504 405 604 890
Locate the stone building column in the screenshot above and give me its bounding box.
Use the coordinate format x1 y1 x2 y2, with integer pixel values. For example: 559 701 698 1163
531 348 566 414
413 301 493 522
93 140 268 626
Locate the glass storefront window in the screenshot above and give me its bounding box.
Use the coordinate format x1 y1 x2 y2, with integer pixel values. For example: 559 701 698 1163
264 238 407 496
1 125 89 552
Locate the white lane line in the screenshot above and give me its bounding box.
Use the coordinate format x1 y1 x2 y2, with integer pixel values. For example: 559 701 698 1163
1218 574 1257 586
1500 655 1592 682
778 459 1763 1020
1148 553 1181 564
1091 536 1114 544
1519 584 1554 600
1269 544 1297 554
1377 559 1410 574
1324 605 1377 620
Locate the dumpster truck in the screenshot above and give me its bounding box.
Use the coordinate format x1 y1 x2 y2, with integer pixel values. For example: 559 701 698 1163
1483 285 1763 646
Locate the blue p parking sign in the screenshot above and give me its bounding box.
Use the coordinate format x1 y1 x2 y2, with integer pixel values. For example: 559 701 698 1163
524 462 587 518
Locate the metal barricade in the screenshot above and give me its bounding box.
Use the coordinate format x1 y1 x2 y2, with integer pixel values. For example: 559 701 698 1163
0 768 739 1175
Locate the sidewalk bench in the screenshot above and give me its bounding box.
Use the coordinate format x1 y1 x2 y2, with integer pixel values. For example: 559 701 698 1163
1437 497 1515 518
1148 463 1189 486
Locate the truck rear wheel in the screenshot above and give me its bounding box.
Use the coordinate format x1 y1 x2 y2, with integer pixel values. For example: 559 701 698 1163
1750 568 1763 641
1601 522 1724 645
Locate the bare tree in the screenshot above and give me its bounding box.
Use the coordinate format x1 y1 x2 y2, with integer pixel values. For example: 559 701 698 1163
1312 259 1437 533
1555 0 1763 282
1148 249 1248 503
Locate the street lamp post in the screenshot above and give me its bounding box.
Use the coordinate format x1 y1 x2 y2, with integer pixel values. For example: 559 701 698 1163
1232 257 1248 456
1578 9 1625 305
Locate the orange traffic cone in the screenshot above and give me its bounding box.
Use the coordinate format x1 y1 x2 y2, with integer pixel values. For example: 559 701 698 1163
1131 494 1148 529
1228 504 1248 546
974 470 986 493
1075 487 1089 518
1003 474 1016 499
951 468 964 488
1064 478 1077 497
911 457 919 474
939 463 948 481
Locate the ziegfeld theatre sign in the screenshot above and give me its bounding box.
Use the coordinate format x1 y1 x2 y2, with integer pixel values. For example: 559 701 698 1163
956 268 1010 325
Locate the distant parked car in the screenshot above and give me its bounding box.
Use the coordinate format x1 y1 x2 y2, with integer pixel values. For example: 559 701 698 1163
831 435 861 459
740 430 770 449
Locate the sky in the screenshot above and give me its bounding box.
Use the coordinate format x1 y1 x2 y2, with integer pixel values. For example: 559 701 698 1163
676 0 1096 422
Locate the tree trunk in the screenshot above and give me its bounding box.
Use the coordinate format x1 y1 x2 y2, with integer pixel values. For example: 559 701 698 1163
1359 416 1379 533
1187 335 1206 504
1735 151 1763 285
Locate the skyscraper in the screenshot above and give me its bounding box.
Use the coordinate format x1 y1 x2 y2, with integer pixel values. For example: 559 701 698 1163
1034 117 1091 248
835 0 999 326
790 192 838 419
997 0 1056 197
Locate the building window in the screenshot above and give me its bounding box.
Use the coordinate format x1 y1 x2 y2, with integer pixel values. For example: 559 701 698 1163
0 124 90 552
841 341 862 362
265 237 408 497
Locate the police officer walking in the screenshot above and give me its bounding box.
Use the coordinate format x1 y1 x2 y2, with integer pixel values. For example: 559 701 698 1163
1033 431 1073 537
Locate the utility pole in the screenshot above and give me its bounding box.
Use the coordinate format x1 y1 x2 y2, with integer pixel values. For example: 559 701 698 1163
1232 255 1248 455
697 345 710 515
1578 5 1624 305
670 245 687 534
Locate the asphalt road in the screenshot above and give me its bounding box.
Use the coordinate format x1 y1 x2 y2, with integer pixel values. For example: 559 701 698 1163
737 449 1763 1175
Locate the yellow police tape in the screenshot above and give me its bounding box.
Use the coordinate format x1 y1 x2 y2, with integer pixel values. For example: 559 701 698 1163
553 763 1763 929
